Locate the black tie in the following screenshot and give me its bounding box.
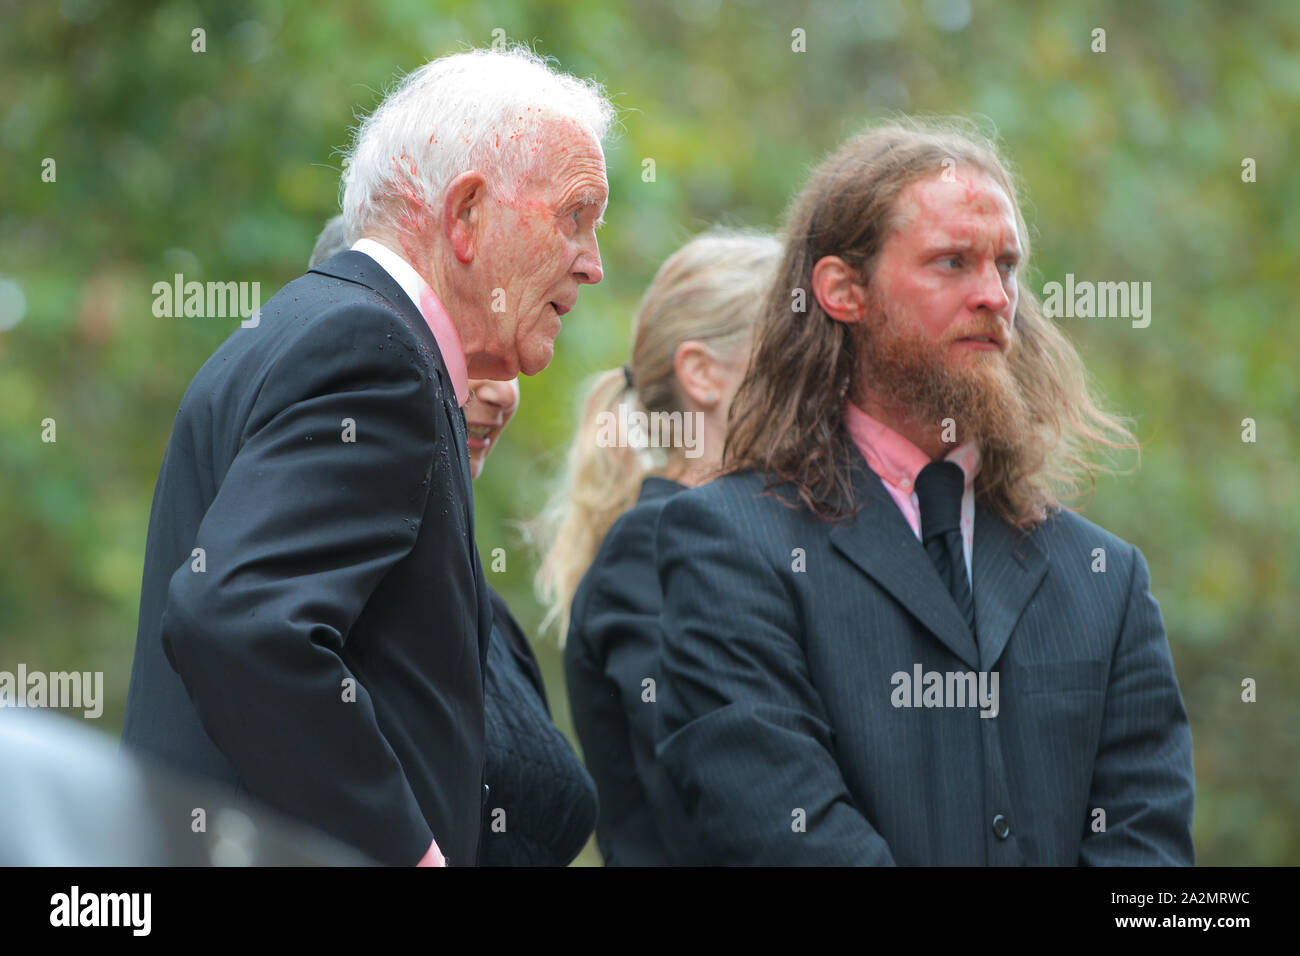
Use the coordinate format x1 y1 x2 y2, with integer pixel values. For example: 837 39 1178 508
914 461 977 640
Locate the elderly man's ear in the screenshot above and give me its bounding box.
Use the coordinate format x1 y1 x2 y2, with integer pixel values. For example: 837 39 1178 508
442 171 488 265
811 255 868 324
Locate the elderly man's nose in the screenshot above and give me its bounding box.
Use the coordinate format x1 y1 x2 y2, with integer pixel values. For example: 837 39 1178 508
575 241 603 285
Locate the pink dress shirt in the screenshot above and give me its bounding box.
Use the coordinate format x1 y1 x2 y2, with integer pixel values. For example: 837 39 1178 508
842 401 982 586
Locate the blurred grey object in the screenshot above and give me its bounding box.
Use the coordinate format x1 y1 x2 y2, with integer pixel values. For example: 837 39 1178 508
309 214 347 268
0 709 377 865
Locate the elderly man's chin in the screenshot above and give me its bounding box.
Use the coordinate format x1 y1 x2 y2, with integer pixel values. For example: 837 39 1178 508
516 328 561 377
516 344 552 377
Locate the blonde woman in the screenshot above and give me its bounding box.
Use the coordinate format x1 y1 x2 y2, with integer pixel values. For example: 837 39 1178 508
535 231 781 865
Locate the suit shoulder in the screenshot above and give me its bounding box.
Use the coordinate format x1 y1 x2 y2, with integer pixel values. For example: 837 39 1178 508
1038 507 1137 551
585 491 674 596
191 271 428 378
1032 507 1143 579
278 280 427 355
660 470 809 535
248 283 443 406
608 491 673 544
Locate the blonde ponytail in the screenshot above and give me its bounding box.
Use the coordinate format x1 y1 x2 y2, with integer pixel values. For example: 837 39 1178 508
530 367 655 638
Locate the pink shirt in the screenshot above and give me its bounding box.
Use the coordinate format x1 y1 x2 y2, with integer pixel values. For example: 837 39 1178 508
351 238 469 408
416 841 446 868
842 401 981 586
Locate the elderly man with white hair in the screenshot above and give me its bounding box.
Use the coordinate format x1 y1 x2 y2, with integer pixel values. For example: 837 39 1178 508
121 46 613 867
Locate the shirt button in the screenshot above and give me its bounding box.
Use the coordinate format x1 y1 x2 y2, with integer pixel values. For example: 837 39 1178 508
992 814 1011 840
900 477 912 490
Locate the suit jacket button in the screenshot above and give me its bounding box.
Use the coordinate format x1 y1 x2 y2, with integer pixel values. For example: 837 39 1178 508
992 814 1011 839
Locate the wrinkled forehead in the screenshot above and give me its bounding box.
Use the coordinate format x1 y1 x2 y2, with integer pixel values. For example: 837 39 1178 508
891 167 1019 239
517 116 608 201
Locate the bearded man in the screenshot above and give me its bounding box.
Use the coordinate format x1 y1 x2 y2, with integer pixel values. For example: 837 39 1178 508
653 121 1194 865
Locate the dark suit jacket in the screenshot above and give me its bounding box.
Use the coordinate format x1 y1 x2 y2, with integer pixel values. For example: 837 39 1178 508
654 451 1195 865
480 587 597 866
121 250 492 867
565 476 693 865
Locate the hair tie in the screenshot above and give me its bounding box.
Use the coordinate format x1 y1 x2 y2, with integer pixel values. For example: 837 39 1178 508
622 364 635 389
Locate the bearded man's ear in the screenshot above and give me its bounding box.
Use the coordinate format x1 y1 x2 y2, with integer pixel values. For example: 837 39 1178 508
811 255 868 323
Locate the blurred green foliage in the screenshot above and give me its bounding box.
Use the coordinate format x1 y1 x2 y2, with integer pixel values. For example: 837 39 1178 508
1 0 1296 865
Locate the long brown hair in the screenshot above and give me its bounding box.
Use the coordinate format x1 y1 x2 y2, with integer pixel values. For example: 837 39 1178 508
723 118 1139 529
531 229 781 639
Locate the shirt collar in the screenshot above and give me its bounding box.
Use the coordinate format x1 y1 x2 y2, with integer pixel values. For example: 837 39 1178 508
843 399 982 493
350 237 469 407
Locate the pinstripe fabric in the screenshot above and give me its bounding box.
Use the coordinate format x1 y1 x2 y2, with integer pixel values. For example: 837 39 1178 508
653 447 1195 865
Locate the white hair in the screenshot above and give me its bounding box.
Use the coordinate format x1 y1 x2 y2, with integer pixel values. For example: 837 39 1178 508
340 45 616 244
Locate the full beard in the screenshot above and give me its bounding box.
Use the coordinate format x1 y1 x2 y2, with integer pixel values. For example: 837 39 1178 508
854 302 1036 464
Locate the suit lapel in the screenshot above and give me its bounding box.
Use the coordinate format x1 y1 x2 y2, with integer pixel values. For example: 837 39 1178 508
970 505 1047 671
829 451 981 670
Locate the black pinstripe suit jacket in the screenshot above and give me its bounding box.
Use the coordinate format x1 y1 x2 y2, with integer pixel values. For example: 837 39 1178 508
653 449 1195 865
